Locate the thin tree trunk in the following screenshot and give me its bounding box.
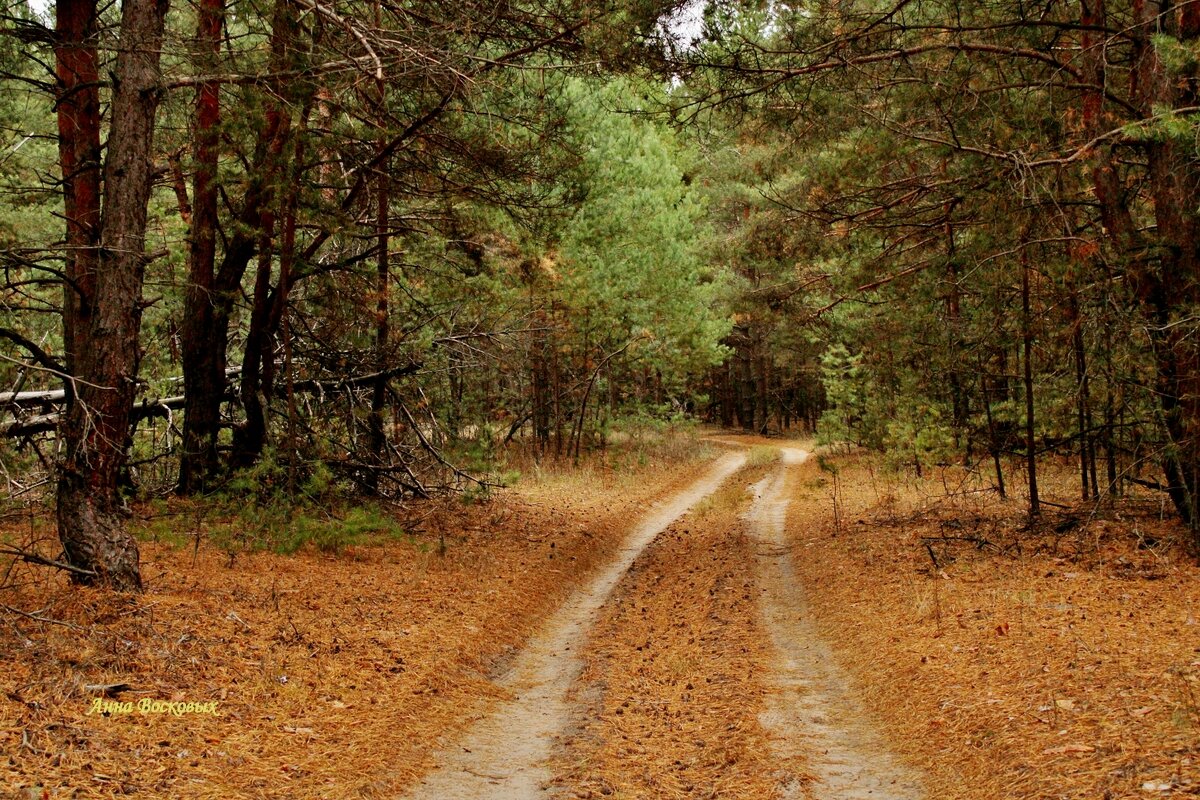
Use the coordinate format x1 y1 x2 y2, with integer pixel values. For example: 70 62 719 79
1104 339 1119 496
274 127 302 486
1070 297 1091 500
737 328 754 431
983 375 1006 499
367 128 391 489
553 314 564 457
1021 251 1040 518
755 338 769 435
945 212 968 449
232 193 280 470
720 362 734 428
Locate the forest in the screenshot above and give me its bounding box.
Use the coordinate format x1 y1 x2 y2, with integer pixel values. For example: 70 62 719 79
2 0 1200 797
1 0 1198 586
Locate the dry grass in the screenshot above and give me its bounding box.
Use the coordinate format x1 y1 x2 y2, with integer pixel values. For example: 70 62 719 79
504 423 713 500
0 436 713 799
786 452 1200 799
554 461 804 799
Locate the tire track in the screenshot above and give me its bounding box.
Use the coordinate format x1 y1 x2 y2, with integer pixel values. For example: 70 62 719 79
402 451 747 800
746 447 924 800
552 460 791 799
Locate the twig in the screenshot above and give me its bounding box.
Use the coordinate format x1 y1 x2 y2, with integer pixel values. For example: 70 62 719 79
0 544 97 577
921 534 993 548
398 401 489 488
1 603 83 630
225 610 252 631
21 729 45 755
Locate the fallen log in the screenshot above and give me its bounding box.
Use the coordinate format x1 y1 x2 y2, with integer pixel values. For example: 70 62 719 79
1 362 422 438
0 389 67 407
1 395 186 437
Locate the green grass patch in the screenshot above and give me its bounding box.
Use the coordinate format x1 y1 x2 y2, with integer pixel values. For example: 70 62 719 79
210 502 413 556
132 496 415 557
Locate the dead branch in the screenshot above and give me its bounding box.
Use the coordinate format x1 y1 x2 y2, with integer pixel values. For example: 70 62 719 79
0 544 98 578
0 603 84 630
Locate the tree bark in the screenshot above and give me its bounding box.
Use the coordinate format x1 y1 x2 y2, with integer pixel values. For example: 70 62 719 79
983 372 1006 499
367 38 390 492
56 0 170 590
1107 0 1200 529
229 1 299 470
1069 294 1092 500
1021 250 1039 518
54 0 101 381
177 0 226 494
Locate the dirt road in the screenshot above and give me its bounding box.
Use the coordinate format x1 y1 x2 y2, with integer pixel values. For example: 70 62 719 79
403 451 748 799
402 445 923 799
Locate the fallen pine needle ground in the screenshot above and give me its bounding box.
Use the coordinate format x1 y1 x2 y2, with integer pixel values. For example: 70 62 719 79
554 460 810 799
785 450 1200 800
0 441 713 799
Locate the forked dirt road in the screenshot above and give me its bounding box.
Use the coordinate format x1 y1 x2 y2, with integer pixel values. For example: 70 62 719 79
402 444 922 799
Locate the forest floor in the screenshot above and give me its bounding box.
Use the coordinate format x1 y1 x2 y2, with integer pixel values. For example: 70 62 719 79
785 449 1200 800
1 431 1198 799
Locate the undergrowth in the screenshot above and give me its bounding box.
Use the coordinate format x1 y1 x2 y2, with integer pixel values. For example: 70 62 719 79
505 418 709 485
132 451 416 556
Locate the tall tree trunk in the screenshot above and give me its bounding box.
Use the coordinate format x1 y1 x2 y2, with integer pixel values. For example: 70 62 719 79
55 0 101 380
179 0 302 488
365 0 390 491
56 0 170 590
552 317 563 456
228 0 312 472
232 184 280 470
1103 335 1119 496
367 150 391 489
178 0 226 494
234 119 307 470
735 327 754 431
1120 0 1200 530
1078 0 1200 528
754 344 769 435
1069 294 1091 500
944 206 968 447
717 362 734 428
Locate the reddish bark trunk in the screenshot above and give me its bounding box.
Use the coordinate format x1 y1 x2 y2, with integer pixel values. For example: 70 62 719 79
55 0 101 379
1081 0 1200 528
1132 0 1200 528
178 0 226 494
56 0 170 590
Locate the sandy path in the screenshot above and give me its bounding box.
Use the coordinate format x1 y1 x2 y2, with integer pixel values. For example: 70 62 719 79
401 451 748 800
747 447 924 800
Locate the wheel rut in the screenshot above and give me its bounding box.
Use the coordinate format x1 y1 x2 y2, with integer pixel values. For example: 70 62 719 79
746 447 924 800
401 451 747 800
